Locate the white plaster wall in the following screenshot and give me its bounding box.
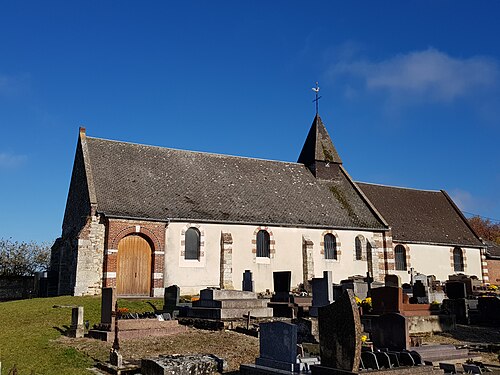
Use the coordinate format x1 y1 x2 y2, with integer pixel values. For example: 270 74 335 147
164 222 381 295
406 243 482 282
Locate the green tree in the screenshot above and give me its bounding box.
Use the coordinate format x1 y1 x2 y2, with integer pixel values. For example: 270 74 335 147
0 238 51 276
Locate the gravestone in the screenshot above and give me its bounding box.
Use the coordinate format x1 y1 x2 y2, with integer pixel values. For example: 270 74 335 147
242 270 254 292
414 274 429 287
68 306 84 338
310 271 333 317
163 285 180 310
412 280 428 304
101 287 116 328
385 274 401 288
317 289 362 372
372 313 410 351
341 277 369 300
274 271 291 296
445 281 467 299
371 286 403 314
255 321 299 371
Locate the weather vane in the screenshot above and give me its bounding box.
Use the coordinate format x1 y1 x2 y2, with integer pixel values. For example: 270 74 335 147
312 81 322 115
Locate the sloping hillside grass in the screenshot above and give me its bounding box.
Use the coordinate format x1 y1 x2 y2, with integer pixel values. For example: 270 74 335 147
0 296 162 374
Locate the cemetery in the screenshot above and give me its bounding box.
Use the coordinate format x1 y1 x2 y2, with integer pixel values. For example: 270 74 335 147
1 269 500 374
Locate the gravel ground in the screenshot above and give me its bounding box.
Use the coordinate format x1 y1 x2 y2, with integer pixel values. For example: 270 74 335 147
62 327 259 373
60 324 500 373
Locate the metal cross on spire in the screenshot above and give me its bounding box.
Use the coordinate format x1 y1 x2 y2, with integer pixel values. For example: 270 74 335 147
312 81 322 115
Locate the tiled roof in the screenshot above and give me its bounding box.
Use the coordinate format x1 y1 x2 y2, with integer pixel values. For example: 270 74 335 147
356 182 484 247
84 137 386 230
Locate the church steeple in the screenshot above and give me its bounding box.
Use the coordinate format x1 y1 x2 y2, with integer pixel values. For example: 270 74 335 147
298 115 343 179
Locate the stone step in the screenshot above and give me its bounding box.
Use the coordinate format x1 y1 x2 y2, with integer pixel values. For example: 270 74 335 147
185 306 274 320
199 289 257 301
193 298 269 309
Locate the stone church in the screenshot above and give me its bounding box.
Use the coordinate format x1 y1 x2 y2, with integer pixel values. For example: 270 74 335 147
49 115 487 297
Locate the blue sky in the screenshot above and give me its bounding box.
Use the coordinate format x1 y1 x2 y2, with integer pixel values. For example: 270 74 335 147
0 1 499 244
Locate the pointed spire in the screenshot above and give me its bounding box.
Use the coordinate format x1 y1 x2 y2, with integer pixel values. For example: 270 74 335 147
298 114 342 166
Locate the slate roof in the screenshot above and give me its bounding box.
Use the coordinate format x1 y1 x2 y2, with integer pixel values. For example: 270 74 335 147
356 182 484 247
298 115 343 165
83 136 386 230
485 241 500 259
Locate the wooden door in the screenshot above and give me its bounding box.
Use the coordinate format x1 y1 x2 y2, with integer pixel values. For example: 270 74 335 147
116 235 152 296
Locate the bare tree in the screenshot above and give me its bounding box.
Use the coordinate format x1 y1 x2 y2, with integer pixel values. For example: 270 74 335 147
0 238 51 276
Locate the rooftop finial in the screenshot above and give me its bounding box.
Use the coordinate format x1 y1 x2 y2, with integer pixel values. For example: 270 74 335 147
312 81 322 115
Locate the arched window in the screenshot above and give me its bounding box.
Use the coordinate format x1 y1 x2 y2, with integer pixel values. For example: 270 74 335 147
257 230 270 258
324 234 337 260
453 247 464 272
185 227 200 260
395 245 407 271
355 236 363 261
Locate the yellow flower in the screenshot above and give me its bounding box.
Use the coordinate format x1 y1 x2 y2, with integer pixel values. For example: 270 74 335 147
361 335 368 342
355 296 362 305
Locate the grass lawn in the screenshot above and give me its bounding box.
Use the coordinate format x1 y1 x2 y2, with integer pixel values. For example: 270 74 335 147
0 296 163 374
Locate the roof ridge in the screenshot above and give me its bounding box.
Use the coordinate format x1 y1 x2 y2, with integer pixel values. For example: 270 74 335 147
356 180 441 193
86 135 306 167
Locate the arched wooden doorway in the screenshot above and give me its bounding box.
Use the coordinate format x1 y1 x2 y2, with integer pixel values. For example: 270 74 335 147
116 234 152 296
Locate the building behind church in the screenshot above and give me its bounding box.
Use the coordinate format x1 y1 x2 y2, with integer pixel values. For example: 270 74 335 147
49 115 487 297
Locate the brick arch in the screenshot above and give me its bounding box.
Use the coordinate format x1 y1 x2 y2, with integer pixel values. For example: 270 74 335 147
110 226 162 252
104 225 164 296
393 243 411 270
251 226 276 259
180 223 206 259
320 230 341 260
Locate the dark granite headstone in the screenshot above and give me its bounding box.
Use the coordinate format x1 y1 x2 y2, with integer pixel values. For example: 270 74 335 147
412 280 429 303
385 274 401 288
242 270 254 292
310 271 333 317
318 289 362 372
101 287 116 326
478 296 500 326
372 313 409 351
274 271 292 294
371 286 403 314
256 321 298 371
163 285 180 308
445 281 467 299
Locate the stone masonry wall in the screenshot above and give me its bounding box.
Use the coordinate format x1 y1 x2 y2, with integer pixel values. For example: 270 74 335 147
73 214 106 296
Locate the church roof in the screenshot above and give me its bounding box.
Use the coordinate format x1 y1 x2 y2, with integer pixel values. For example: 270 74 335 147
82 135 386 230
297 115 342 165
356 182 484 247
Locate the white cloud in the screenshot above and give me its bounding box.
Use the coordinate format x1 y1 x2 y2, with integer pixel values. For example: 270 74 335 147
449 189 485 215
0 152 27 169
331 48 499 102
